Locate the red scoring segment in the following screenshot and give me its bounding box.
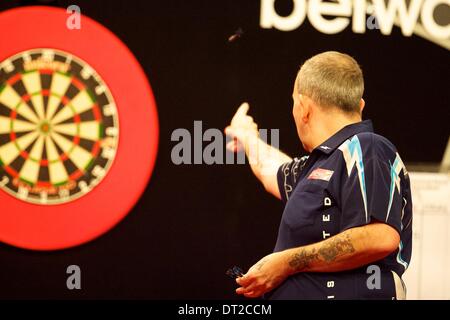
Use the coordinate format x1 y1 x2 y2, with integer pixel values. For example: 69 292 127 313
71 77 85 91
6 73 21 85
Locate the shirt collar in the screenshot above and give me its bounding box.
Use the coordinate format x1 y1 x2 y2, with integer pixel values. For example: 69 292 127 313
314 120 374 154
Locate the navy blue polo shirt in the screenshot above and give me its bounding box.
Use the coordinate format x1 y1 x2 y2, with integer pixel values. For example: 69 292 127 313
268 120 412 300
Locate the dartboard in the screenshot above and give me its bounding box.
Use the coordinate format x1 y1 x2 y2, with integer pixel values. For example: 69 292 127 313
0 49 119 204
0 6 159 250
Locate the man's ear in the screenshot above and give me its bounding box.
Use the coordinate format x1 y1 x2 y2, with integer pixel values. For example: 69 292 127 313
299 94 311 123
359 98 365 113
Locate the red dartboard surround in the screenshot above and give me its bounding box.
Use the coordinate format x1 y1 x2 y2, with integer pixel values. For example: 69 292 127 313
0 6 159 250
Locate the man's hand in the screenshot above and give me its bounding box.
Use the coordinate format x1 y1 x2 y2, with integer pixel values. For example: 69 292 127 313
224 102 291 199
225 102 258 152
235 223 399 298
235 252 290 298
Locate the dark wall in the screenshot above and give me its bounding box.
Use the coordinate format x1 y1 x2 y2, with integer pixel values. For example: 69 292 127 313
0 0 448 299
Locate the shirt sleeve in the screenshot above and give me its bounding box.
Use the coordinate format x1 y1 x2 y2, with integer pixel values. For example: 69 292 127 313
340 155 404 234
276 156 309 203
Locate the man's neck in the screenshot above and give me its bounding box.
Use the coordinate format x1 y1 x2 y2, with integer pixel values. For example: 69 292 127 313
311 113 362 151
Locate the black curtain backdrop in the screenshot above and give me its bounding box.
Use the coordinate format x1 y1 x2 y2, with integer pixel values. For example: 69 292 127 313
0 0 448 299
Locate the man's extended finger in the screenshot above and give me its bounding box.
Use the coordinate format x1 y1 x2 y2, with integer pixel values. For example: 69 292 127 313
237 279 261 295
236 273 255 287
244 291 260 298
236 287 245 295
233 102 250 119
224 126 234 136
226 140 240 152
237 287 261 298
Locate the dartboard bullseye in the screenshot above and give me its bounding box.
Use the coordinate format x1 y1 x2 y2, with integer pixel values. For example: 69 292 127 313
0 49 119 204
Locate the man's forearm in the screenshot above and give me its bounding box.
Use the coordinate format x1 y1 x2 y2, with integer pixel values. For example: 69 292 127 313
283 223 400 274
242 133 291 198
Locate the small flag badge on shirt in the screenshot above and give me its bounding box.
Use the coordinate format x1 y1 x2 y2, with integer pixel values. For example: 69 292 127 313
307 168 334 181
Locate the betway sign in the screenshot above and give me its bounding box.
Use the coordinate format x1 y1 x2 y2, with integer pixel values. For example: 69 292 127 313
260 0 450 50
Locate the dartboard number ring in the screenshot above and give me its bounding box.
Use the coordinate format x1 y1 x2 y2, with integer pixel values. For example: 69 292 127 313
0 48 119 205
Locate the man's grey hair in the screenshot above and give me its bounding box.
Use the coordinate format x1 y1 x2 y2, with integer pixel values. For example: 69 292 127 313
296 51 364 113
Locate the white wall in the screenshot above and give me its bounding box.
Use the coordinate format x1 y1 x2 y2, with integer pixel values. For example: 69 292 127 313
403 172 450 300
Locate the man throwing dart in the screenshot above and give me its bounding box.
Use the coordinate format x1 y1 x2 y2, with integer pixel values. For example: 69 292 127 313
225 51 412 300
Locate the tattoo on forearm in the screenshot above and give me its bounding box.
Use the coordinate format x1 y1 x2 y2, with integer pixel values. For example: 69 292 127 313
288 248 318 271
318 233 355 262
289 232 355 271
